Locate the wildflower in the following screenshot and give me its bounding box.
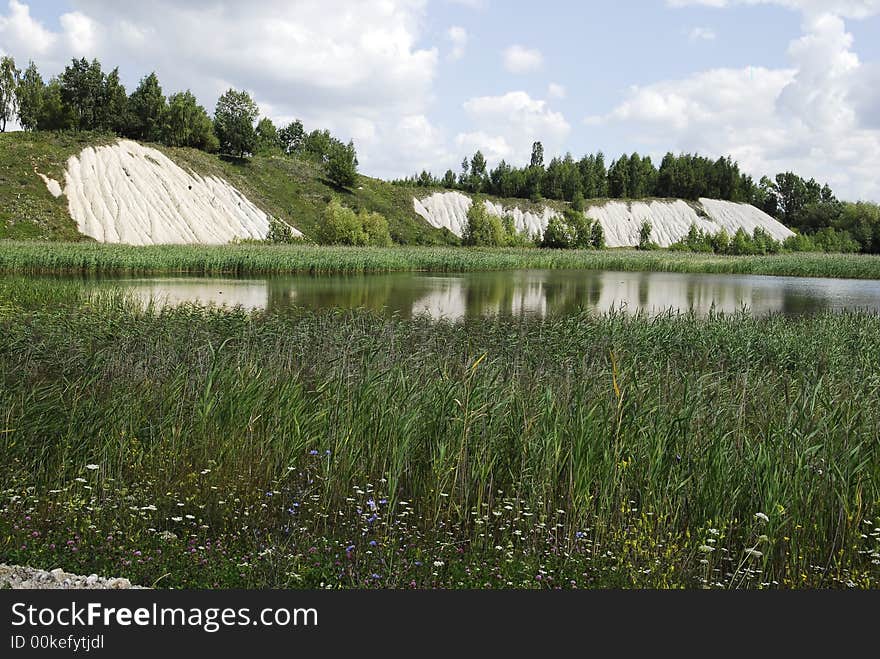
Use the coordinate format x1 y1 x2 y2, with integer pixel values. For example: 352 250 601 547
698 545 715 553
346 544 355 552
745 548 763 558
200 469 211 475
433 561 444 567
74 478 87 483
309 450 318 456
369 540 377 547
755 512 769 523
171 517 183 522
85 464 99 471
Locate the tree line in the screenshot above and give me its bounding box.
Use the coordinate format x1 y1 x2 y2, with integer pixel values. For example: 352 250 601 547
396 140 880 254
0 56 359 188
396 141 758 206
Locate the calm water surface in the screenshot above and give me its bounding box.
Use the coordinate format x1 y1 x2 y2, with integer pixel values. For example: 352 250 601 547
69 269 880 319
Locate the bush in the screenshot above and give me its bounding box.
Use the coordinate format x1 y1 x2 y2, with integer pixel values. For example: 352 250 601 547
359 210 392 247
540 216 576 249
316 199 391 246
637 220 658 250
266 218 302 244
463 199 506 246
589 220 605 249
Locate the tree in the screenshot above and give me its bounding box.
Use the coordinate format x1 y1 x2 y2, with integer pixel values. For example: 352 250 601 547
15 61 43 131
441 169 457 188
326 140 358 188
637 220 656 250
213 89 258 158
469 150 487 192
163 91 217 151
462 199 505 246
589 219 605 249
530 141 544 168
38 79 73 131
278 120 304 154
59 58 105 131
541 215 575 249
608 155 630 198
99 68 128 134
127 72 167 142
0 56 19 132
303 129 334 161
255 117 280 154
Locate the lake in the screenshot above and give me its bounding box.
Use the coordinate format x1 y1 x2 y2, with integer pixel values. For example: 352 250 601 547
58 269 880 319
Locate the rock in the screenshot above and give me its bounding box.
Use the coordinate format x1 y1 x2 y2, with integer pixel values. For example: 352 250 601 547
107 577 132 589
1 564 144 590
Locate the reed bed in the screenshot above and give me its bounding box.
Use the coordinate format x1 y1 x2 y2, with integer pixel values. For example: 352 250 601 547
3 241 880 280
1 279 878 588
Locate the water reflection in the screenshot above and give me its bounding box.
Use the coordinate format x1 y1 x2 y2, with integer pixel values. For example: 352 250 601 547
89 270 880 319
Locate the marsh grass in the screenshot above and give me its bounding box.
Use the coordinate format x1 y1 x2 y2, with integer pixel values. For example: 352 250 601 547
4 242 880 280
0 280 878 588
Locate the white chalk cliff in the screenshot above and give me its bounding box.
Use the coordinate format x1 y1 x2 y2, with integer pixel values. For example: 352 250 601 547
42 139 300 245
413 192 794 247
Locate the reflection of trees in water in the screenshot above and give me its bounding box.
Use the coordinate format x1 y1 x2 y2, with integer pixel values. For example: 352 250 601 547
267 275 430 318
259 270 851 321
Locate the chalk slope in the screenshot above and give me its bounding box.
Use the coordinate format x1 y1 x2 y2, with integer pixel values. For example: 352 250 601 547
60 140 299 245
413 192 794 247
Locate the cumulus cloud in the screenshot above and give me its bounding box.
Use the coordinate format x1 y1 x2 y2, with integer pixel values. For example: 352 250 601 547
593 9 880 200
446 25 467 60
0 0 442 178
0 0 56 59
502 45 543 74
457 91 570 165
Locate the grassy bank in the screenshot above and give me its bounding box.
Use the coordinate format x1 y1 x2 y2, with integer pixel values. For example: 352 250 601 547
1 279 878 588
4 242 880 279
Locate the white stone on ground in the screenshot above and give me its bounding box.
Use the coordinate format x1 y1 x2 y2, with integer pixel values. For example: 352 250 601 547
0 564 142 589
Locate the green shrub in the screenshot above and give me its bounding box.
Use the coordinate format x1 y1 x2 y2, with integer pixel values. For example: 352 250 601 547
637 220 658 250
463 199 506 246
316 199 391 246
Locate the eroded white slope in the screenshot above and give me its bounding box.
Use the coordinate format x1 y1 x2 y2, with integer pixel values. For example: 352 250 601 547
414 192 558 238
62 140 299 245
413 192 794 247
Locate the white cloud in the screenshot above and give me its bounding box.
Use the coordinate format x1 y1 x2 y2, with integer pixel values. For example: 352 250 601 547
0 0 441 178
447 0 488 8
667 0 880 19
0 0 56 58
688 26 717 41
593 11 880 200
59 11 97 56
446 25 467 60
502 45 543 74
457 91 570 166
547 82 566 99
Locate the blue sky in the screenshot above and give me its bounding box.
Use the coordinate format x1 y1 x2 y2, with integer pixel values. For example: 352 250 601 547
2 1 879 199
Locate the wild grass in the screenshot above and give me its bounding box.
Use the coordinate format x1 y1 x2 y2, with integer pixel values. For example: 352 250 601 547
4 242 880 280
0 279 878 588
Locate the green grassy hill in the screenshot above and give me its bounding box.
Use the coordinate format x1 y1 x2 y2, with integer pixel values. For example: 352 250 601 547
0 131 469 245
